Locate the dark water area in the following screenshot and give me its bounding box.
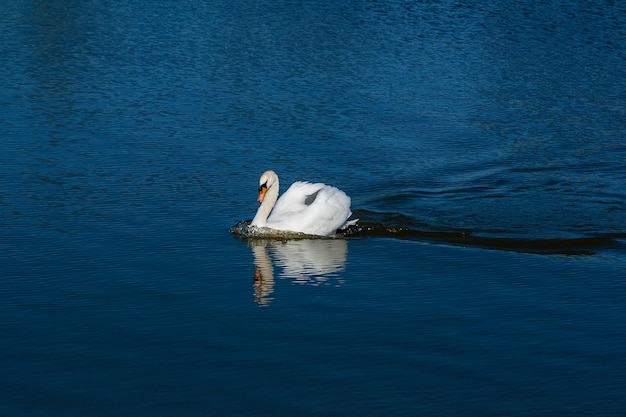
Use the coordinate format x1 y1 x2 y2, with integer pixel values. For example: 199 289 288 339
2 1 626 416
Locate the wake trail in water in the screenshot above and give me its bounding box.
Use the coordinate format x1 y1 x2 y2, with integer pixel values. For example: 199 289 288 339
340 210 625 255
231 214 624 255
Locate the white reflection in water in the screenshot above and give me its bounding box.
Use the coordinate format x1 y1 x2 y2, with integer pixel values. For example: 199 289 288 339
250 239 348 306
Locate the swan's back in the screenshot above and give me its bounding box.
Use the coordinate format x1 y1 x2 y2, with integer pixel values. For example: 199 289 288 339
267 181 352 236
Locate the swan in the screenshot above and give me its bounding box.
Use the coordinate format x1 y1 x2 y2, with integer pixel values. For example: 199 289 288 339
250 170 355 237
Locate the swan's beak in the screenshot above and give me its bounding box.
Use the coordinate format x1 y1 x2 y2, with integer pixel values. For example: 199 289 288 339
257 184 267 204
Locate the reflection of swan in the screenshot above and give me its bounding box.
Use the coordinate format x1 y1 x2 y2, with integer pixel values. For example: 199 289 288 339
251 171 356 237
251 244 275 307
271 239 348 283
249 239 349 306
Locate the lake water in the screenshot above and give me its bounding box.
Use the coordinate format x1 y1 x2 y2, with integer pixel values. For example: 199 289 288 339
2 0 626 415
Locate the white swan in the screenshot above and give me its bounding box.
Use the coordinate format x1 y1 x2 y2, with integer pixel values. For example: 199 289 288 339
250 170 355 237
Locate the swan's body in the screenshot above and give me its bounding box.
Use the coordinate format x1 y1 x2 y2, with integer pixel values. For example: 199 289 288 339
250 171 355 237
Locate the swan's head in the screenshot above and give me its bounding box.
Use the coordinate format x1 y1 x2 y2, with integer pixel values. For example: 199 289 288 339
257 170 278 203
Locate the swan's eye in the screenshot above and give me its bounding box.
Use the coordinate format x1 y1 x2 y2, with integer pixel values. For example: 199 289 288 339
258 183 267 192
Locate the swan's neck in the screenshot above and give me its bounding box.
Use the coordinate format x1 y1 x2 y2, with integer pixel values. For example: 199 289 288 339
251 181 279 228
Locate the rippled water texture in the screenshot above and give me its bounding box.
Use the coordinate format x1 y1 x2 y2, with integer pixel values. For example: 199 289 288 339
2 1 626 416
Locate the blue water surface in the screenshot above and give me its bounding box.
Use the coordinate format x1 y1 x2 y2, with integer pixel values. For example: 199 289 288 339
2 1 626 416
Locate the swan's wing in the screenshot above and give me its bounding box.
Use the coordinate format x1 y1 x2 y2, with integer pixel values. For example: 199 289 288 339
267 181 352 236
270 181 325 217
303 185 353 235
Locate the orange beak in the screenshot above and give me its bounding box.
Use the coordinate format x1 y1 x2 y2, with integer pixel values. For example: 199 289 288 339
257 185 267 203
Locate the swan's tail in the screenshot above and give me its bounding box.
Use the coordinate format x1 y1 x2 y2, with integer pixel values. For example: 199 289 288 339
340 217 359 230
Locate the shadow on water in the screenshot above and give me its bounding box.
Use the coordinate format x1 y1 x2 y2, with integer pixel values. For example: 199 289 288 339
231 211 625 257
340 209 625 256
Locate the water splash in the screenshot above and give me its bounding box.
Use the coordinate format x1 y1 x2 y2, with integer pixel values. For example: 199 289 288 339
229 220 336 240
